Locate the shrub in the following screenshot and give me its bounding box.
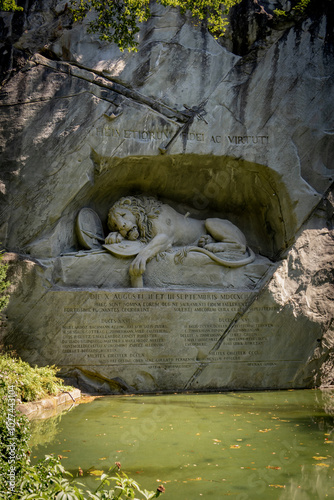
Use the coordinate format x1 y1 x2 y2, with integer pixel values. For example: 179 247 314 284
0 353 74 402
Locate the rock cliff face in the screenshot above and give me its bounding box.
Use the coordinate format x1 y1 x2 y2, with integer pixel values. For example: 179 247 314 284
0 0 333 392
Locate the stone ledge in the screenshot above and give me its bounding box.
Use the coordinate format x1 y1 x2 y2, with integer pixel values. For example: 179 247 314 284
17 389 81 417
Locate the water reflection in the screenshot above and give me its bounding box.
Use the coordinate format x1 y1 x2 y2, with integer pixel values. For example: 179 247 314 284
30 390 334 499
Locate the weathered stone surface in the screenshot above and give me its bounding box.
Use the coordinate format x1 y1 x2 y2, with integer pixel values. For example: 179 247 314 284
0 0 333 391
17 388 81 417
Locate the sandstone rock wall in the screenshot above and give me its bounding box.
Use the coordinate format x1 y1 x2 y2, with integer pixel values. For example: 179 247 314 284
0 0 333 391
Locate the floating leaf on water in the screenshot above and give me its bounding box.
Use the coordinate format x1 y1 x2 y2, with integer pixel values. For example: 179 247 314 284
266 465 281 470
269 484 285 488
99 457 107 460
259 429 272 433
313 456 328 460
63 450 71 452
88 469 104 476
315 463 329 467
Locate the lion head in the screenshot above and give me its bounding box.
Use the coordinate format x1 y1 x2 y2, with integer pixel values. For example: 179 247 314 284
108 196 162 243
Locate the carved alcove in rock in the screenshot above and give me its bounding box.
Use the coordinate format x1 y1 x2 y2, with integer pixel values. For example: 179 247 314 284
85 153 295 259
32 152 295 290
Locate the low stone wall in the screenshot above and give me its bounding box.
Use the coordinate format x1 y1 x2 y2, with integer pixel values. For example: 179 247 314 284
17 389 81 418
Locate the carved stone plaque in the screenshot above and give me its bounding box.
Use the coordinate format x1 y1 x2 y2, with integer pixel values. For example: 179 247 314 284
12 288 318 393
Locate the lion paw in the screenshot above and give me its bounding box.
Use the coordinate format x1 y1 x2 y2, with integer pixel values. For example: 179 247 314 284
204 243 224 253
198 235 215 248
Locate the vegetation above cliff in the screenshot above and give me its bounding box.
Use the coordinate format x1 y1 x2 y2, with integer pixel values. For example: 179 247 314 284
69 0 244 51
0 0 316 52
67 0 318 51
0 0 22 11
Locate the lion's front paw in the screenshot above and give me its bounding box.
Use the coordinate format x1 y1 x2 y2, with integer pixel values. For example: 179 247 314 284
129 254 147 276
105 232 124 244
198 235 215 248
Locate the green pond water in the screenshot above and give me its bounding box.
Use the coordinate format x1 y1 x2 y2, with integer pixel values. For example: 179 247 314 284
30 390 334 499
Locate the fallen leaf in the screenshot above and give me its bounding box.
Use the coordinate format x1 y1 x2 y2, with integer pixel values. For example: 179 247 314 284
269 484 285 488
313 456 328 460
266 466 281 470
88 469 104 476
314 463 329 467
99 457 107 461
62 450 71 452
230 445 241 449
259 429 272 433
213 439 221 443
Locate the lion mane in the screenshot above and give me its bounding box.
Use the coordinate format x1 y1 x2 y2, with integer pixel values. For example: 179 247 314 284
108 196 162 243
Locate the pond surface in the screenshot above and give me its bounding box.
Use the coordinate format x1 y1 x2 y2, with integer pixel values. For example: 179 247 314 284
30 390 334 499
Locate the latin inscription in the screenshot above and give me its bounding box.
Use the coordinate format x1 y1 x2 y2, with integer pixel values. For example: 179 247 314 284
61 291 281 368
95 126 269 147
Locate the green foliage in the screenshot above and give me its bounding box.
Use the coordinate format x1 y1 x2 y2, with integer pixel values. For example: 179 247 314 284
0 251 10 313
71 0 151 51
0 387 31 497
0 0 23 11
274 0 311 18
8 459 165 499
70 0 242 51
0 353 73 402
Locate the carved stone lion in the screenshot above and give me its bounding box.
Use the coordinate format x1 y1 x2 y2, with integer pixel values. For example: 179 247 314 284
105 196 255 283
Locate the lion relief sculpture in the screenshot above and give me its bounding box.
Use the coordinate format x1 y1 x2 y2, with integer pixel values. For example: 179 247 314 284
105 196 255 285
